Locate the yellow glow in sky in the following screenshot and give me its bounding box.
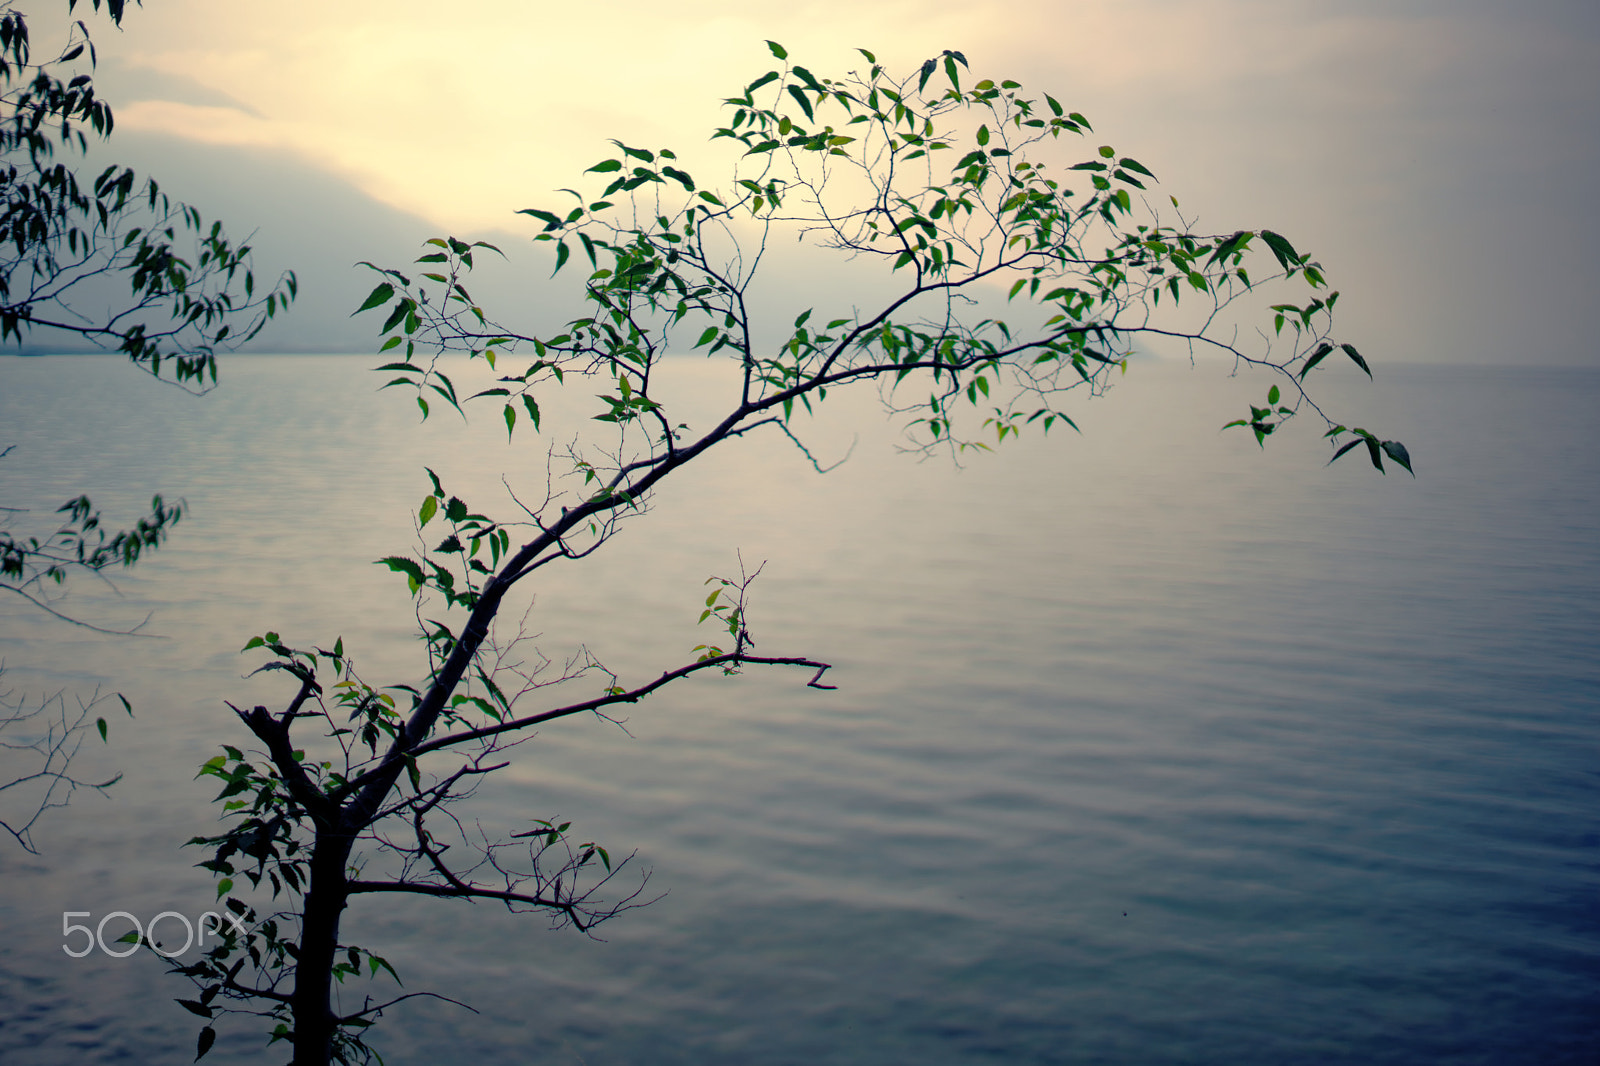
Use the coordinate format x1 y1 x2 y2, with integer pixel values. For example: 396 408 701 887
109 0 1029 229
83 0 1600 364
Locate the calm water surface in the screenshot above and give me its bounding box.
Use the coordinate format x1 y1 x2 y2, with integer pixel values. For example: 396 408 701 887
0 355 1596 1064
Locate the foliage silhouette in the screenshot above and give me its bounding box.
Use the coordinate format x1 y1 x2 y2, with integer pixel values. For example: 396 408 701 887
1 0 298 622
0 0 295 844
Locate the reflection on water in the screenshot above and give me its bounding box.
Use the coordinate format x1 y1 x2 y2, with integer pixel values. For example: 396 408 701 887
1 355 1597 1064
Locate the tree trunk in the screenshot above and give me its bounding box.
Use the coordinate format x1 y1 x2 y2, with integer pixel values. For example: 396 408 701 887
291 829 355 1066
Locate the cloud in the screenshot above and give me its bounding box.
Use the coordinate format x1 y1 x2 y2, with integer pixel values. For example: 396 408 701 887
115 101 279 147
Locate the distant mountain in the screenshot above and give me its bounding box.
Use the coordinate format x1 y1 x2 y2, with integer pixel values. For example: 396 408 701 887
13 129 563 357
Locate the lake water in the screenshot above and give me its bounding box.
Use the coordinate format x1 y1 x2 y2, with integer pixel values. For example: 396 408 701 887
0 354 1596 1064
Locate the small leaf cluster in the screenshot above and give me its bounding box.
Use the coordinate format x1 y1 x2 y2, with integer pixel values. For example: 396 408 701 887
325 673 409 758
1 491 180 585
519 817 613 873
358 237 518 422
693 576 746 668
591 368 662 425
1224 383 1296 447
378 468 508 613
1 484 187 627
1327 426 1413 475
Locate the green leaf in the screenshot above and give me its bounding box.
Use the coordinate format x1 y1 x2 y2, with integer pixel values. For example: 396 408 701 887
1381 440 1414 475
1328 437 1365 466
586 159 623 173
1340 342 1372 377
1260 229 1301 270
1207 230 1250 267
354 283 394 314
662 166 696 191
379 298 413 334
369 953 404 984
786 85 815 122
1118 157 1156 179
96 717 108 742
1267 385 1280 405
377 556 426 590
1299 342 1333 379
791 65 824 93
195 1026 216 1061
766 40 788 60
1365 436 1385 472
419 495 438 527
517 207 563 229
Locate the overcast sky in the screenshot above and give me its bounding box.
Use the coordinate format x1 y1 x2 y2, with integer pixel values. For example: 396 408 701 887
63 0 1600 364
